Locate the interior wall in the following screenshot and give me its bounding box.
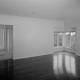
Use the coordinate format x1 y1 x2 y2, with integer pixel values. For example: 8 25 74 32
0 14 64 59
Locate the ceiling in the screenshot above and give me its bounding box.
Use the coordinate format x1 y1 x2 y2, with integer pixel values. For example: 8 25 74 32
0 0 80 20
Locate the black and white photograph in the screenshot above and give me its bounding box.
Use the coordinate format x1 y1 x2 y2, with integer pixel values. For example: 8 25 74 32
0 0 80 80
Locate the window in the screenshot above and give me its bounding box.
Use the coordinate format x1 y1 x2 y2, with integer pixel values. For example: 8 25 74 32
65 32 76 48
54 32 63 47
65 32 71 47
54 31 76 48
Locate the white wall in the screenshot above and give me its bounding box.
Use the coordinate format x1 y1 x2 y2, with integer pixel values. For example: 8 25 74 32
0 14 64 59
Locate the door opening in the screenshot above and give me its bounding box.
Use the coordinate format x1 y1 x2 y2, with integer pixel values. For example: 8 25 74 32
0 24 13 60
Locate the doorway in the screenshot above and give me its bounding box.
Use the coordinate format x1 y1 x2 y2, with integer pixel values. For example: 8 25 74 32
0 24 13 79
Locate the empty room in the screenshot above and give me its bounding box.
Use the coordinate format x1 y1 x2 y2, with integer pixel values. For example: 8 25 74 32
0 0 80 80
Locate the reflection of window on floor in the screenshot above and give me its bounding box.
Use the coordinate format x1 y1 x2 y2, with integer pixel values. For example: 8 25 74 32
65 55 76 76
53 54 63 75
53 54 76 76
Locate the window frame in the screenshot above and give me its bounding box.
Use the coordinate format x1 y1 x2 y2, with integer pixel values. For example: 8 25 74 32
54 32 64 47
65 31 76 48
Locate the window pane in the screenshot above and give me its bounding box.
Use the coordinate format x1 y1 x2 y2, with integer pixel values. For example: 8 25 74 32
7 30 9 51
54 42 57 47
71 32 75 48
58 33 63 46
59 33 63 41
54 33 58 47
65 32 71 47
0 29 4 50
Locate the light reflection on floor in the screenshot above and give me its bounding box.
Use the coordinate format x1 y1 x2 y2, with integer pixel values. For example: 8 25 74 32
65 55 71 74
58 54 63 74
53 52 77 77
71 57 76 76
53 55 58 75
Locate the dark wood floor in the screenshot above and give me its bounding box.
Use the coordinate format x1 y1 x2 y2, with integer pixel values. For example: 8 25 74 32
0 59 13 80
0 52 80 80
13 54 54 80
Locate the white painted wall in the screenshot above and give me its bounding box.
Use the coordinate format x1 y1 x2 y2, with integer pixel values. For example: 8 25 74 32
0 14 64 59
